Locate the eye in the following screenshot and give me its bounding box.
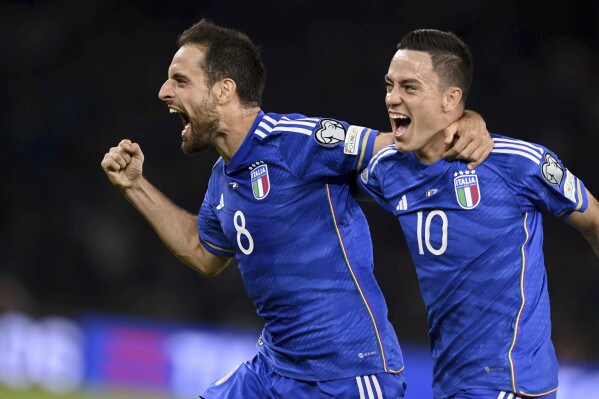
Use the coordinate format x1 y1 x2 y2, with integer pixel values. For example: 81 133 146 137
384 81 393 93
173 76 188 87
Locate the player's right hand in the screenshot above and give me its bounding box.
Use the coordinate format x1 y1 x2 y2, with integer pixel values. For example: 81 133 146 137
100 139 144 191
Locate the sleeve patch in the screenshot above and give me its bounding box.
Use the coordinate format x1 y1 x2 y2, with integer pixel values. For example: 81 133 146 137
343 125 363 155
314 119 346 146
564 169 577 203
360 167 369 183
541 152 564 185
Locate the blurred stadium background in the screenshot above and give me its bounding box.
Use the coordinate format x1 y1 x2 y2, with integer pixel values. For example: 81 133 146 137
1 0 598 397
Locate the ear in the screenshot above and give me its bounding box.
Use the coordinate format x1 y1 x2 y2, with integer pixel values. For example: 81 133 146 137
213 78 237 105
443 87 463 112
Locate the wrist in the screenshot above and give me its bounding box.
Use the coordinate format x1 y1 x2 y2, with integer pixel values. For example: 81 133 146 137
121 176 145 197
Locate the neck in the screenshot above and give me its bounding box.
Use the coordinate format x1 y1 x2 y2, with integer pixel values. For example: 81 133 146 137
414 111 463 164
414 131 447 164
214 106 261 162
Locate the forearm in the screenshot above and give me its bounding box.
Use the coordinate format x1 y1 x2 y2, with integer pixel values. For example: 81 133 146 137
577 207 599 258
373 132 394 155
581 228 599 258
122 178 229 275
566 189 599 258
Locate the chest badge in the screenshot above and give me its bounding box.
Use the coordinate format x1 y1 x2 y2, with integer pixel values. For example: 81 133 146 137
250 162 270 200
454 170 480 209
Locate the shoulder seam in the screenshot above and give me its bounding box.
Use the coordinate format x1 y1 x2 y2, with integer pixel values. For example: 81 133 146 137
491 137 544 165
369 145 397 174
272 117 320 136
254 114 278 138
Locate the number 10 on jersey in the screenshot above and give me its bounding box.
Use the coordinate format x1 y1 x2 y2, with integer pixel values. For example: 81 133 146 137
416 210 448 256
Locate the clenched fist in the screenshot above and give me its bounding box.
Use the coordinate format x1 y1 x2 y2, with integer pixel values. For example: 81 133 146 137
101 139 144 191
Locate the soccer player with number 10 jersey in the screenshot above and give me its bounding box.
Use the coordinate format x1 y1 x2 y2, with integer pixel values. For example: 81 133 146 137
359 29 599 399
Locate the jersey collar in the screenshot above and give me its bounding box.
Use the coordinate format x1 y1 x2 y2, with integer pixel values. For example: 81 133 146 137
225 110 265 173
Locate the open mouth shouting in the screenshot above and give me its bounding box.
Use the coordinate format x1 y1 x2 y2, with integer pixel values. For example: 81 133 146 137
169 107 191 138
390 113 411 139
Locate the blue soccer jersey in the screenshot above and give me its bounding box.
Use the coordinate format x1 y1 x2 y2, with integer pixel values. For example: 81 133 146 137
198 111 403 381
359 134 588 398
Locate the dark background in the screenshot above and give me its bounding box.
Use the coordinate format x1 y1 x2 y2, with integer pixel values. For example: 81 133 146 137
2 0 598 361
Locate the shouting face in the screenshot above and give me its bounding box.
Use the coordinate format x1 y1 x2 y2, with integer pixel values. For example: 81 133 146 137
159 45 221 154
385 49 461 162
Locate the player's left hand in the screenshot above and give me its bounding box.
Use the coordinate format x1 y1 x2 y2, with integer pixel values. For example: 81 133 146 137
441 110 493 169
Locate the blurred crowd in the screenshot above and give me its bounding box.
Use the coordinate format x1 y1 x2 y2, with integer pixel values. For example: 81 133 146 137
1 0 598 361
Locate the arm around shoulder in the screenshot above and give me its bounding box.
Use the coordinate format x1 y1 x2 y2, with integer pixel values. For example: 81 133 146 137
373 132 394 155
566 189 599 258
442 110 493 169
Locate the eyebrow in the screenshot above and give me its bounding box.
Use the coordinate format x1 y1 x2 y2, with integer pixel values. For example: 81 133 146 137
170 72 189 81
384 75 421 86
399 78 420 85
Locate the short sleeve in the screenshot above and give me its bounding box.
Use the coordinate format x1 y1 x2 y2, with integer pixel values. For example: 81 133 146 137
273 116 378 182
197 174 235 257
534 151 588 218
356 146 396 213
493 137 588 218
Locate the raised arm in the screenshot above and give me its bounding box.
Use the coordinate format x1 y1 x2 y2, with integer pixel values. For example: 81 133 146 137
565 189 599 258
100 140 232 276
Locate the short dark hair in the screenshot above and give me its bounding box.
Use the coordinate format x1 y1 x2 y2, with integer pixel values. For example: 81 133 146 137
177 19 266 107
397 29 472 102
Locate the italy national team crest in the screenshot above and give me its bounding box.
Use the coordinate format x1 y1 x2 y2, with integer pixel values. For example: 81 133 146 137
454 171 481 209
251 163 270 200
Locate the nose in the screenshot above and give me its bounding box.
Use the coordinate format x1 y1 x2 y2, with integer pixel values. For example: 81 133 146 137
386 87 402 107
158 79 173 102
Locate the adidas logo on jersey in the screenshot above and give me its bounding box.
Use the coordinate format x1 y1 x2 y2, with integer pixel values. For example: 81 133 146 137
396 195 408 211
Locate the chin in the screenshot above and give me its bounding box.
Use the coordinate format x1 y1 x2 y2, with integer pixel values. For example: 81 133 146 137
181 142 193 155
181 139 210 155
394 139 410 152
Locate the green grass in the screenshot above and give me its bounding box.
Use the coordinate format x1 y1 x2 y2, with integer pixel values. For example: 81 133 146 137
0 386 173 399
